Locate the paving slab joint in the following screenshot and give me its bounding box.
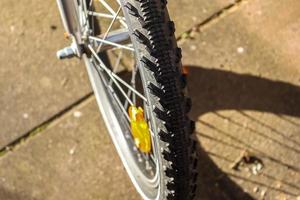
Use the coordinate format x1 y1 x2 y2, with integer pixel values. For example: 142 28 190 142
0 92 94 158
176 0 249 43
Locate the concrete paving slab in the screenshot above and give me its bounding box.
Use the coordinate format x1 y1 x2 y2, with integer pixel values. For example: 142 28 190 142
180 0 300 199
0 97 141 200
0 0 92 148
168 0 236 36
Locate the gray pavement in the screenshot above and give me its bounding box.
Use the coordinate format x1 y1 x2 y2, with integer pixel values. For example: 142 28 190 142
0 0 92 149
1 0 300 200
169 0 235 36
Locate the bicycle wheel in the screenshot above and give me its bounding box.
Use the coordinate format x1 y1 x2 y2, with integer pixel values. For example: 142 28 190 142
61 0 198 199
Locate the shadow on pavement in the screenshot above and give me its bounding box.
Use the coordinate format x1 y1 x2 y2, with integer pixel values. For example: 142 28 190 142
187 66 300 118
193 136 255 200
187 65 300 200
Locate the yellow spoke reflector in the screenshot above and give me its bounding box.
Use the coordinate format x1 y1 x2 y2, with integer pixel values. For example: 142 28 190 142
129 106 152 153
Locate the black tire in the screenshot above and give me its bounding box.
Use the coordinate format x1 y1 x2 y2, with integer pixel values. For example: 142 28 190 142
120 1 198 199
69 0 198 199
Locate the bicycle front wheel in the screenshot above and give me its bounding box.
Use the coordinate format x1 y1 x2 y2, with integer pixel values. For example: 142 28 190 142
70 0 198 199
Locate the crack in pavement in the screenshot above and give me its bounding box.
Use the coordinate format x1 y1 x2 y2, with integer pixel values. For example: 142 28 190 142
177 0 249 43
0 92 94 158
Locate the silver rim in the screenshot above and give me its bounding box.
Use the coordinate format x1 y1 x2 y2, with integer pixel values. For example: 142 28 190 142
78 1 161 199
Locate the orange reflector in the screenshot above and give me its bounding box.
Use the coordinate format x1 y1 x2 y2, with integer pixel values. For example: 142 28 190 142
129 106 152 153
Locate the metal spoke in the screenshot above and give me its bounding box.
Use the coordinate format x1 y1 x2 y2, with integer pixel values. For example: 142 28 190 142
107 83 131 122
110 88 131 122
113 50 124 72
98 0 127 27
88 11 126 21
109 49 123 86
116 0 122 6
114 72 147 103
96 6 122 53
88 45 148 103
124 63 138 109
94 62 131 122
89 47 133 106
111 75 134 106
90 36 134 51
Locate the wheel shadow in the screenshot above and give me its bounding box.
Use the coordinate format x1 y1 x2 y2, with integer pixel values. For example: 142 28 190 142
187 66 300 199
188 66 300 118
194 139 255 200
